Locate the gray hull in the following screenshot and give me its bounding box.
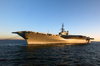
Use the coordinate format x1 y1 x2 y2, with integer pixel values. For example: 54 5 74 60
12 31 90 44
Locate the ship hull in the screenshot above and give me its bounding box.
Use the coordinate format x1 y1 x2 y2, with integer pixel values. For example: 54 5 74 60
13 31 90 44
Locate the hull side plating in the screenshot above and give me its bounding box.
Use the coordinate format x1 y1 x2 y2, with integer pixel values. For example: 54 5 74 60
23 32 90 44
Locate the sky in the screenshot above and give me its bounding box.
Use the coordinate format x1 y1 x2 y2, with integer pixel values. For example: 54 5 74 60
0 0 100 41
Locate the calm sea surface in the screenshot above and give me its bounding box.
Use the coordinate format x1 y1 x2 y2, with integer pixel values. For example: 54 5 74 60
0 40 100 66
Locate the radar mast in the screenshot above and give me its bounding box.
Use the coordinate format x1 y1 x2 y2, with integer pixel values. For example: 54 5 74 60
61 23 64 32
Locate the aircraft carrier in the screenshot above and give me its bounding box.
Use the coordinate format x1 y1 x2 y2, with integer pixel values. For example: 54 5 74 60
12 24 94 44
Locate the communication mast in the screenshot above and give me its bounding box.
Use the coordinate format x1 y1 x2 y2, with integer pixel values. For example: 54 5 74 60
61 23 64 32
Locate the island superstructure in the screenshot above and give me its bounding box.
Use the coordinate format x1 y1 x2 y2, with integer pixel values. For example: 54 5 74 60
12 24 94 44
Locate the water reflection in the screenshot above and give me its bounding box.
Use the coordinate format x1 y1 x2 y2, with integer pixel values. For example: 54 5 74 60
0 41 99 66
22 43 90 66
26 43 88 50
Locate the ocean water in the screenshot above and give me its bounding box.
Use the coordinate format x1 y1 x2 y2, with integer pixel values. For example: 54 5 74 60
0 40 100 66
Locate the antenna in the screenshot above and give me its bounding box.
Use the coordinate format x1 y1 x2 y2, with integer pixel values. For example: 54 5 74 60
48 30 49 33
61 23 64 32
62 23 64 27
